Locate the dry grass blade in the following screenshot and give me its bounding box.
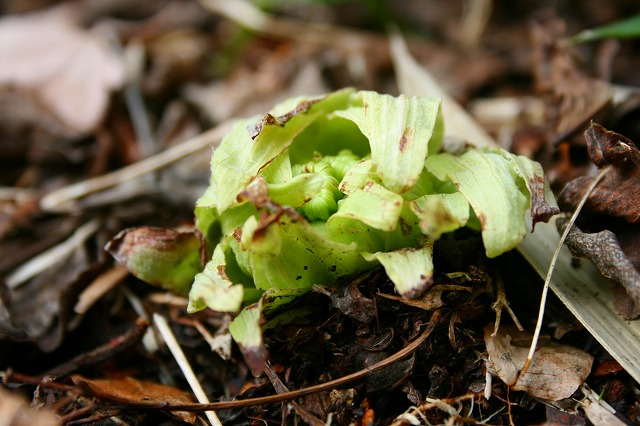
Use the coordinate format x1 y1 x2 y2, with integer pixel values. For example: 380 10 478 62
39 120 232 212
517 166 611 382
389 30 640 384
6 218 101 289
153 313 223 426
518 220 640 384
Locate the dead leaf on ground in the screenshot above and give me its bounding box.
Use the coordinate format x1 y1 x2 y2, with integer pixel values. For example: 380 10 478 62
313 278 375 323
557 218 640 319
0 386 61 426
557 123 640 317
581 397 627 426
531 11 612 141
184 42 329 124
484 324 593 401
6 243 101 351
0 3 124 138
559 123 640 225
71 375 196 424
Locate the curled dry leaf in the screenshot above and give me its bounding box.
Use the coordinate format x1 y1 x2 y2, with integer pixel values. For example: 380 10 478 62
0 4 124 138
313 278 375 323
71 375 196 424
484 324 593 401
7 244 97 351
557 218 640 319
559 123 640 224
558 123 640 316
531 12 613 141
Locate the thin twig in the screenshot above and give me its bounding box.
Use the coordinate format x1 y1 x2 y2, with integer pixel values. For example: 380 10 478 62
113 310 441 412
153 313 223 426
39 120 232 212
122 41 156 157
263 363 325 426
74 265 129 314
45 318 149 378
516 165 612 382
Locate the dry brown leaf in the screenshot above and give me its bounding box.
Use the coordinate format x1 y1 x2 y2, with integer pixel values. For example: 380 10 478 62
0 4 124 138
71 375 196 424
184 39 329 124
484 324 593 401
313 278 376 323
557 219 640 319
531 11 612 141
7 242 98 351
557 123 640 317
559 123 640 224
582 398 627 426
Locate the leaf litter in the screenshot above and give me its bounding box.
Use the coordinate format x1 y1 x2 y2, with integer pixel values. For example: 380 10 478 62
1 1 640 425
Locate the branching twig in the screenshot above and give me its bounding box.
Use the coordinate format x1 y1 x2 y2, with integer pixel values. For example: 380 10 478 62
491 269 523 336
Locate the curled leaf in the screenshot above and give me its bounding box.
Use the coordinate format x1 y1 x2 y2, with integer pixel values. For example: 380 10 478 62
557 218 640 319
106 227 202 296
363 242 434 299
187 237 245 314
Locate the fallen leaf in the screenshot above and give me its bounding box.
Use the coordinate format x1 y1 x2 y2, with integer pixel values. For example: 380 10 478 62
484 324 593 401
71 375 196 424
558 123 640 224
313 277 375 323
0 3 124 138
7 243 100 351
545 404 586 426
557 123 640 316
0 387 61 426
581 398 627 426
531 12 612 141
556 218 640 319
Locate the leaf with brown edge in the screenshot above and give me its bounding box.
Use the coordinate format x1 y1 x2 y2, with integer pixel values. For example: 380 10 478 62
106 227 202 296
71 375 196 424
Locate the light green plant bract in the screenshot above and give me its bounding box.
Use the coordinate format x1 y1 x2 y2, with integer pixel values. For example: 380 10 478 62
182 88 558 373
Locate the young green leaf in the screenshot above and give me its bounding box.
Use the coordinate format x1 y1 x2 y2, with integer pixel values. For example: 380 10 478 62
409 192 470 239
187 236 245 313
332 181 404 231
337 91 442 193
205 89 355 214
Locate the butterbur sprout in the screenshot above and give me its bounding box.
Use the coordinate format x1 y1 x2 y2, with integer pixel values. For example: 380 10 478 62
184 89 558 372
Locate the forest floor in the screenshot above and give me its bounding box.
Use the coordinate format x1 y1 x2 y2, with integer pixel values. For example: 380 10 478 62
1 1 640 425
